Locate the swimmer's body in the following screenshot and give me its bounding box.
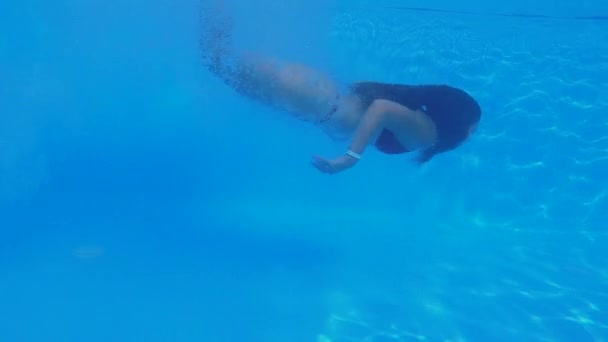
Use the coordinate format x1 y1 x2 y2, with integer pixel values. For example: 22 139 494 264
201 3 482 174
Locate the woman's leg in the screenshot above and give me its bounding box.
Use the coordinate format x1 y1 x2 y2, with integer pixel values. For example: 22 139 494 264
200 6 341 123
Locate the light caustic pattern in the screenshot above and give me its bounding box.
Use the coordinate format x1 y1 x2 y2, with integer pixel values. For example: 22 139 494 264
319 11 608 342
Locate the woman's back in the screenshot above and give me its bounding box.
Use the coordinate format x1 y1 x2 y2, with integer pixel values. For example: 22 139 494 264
350 82 482 160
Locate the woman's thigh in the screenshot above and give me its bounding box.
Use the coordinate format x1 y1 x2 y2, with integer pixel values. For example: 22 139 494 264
238 54 339 119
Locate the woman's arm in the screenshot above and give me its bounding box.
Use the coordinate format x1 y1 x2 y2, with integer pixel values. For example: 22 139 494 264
348 99 392 155
311 99 397 174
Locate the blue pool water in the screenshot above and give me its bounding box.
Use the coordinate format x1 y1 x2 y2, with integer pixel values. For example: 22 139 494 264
1 0 607 341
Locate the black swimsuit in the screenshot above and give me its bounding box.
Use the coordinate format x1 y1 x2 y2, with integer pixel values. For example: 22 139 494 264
349 82 482 154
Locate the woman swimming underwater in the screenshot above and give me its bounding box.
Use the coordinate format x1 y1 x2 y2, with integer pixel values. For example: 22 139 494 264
200 4 481 175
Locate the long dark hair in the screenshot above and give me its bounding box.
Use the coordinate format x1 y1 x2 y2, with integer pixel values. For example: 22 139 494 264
417 118 480 163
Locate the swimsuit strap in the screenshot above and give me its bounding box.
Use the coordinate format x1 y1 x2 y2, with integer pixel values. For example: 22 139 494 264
319 93 340 124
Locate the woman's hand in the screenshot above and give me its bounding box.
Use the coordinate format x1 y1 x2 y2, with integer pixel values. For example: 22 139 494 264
311 154 358 174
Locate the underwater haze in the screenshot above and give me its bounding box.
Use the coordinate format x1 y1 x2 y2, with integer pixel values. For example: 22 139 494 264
1 0 607 341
